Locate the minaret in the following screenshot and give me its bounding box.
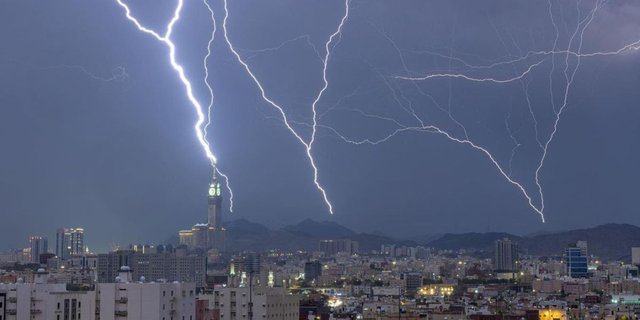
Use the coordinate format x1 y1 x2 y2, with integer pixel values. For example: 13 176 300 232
207 168 223 229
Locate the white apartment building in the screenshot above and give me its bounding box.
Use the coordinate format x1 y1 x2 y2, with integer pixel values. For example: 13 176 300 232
198 287 299 320
0 267 195 320
97 267 196 320
0 270 95 320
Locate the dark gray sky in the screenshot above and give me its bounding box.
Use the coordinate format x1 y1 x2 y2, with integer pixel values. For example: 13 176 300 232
1 0 639 252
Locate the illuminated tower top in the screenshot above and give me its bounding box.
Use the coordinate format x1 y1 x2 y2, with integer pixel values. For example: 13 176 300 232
207 169 223 228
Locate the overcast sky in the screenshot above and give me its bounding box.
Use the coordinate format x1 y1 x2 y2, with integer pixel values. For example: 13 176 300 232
1 0 639 252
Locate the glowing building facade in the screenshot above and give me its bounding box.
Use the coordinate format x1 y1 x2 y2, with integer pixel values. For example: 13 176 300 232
565 242 588 278
55 227 85 259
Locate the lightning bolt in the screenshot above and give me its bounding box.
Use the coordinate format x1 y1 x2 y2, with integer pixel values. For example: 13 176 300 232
44 65 128 82
394 60 544 83
237 34 323 63
110 0 638 224
222 0 351 214
202 0 234 213
534 0 603 214
114 0 222 201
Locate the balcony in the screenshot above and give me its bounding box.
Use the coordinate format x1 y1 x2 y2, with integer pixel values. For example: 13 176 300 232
30 309 42 314
6 309 17 315
8 297 17 303
117 297 128 303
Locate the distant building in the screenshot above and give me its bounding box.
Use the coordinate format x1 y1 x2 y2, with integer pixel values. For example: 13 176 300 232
55 227 85 259
632 247 640 266
178 171 226 251
318 239 358 256
230 252 262 276
494 238 518 272
97 250 206 288
304 261 322 282
29 236 48 264
402 272 423 296
198 287 299 320
565 242 588 278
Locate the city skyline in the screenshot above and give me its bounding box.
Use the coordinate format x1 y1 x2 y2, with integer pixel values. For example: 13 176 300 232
2 1 640 250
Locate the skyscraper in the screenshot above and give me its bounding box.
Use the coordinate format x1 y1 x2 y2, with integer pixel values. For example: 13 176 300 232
565 242 588 278
207 175 222 229
304 261 322 282
29 236 48 263
318 239 359 256
494 238 518 272
178 169 226 251
56 227 85 259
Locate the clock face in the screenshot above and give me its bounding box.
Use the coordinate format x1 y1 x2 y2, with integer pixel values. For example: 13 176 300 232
209 187 216 196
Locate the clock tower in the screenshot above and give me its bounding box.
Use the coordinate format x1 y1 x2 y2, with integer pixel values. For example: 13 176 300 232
178 169 226 251
207 171 223 229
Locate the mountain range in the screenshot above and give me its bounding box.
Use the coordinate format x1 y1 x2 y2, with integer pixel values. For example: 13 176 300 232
195 220 640 261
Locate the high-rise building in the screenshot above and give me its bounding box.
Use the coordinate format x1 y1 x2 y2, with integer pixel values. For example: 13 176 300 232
55 227 85 259
632 247 640 266
96 250 207 288
231 253 262 275
402 272 423 296
565 242 588 278
29 236 48 263
178 170 226 251
318 239 359 256
208 175 222 229
494 238 518 272
304 261 322 282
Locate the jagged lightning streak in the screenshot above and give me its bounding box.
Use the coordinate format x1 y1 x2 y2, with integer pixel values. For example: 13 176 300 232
331 0 621 222
239 34 324 63
114 0 220 190
202 0 234 212
317 112 547 221
45 65 129 82
394 60 544 83
222 0 351 214
534 0 602 213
